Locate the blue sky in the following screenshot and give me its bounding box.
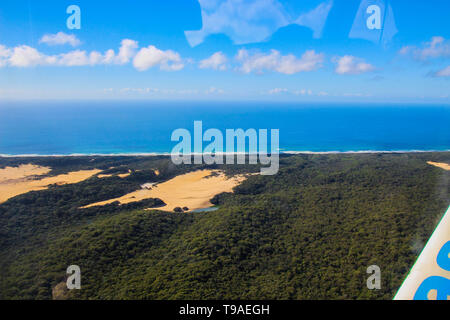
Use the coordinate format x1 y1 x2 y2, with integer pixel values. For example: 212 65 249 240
0 0 449 102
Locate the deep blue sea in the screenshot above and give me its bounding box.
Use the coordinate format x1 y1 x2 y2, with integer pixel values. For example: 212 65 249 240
0 101 449 155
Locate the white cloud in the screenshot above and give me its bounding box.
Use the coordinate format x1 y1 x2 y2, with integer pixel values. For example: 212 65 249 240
118 88 160 94
9 45 51 67
342 92 372 97
292 89 313 96
398 46 413 55
236 49 324 74
55 50 115 66
334 55 375 75
400 37 450 78
106 88 207 96
39 32 81 47
116 39 139 64
199 51 227 70
133 45 184 71
56 50 90 66
434 66 450 77
268 88 288 94
400 36 450 60
0 40 184 71
416 36 450 60
7 45 117 67
102 50 116 64
0 45 11 67
205 86 224 94
266 88 329 96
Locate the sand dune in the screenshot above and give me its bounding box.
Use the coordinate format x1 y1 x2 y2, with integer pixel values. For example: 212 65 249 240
82 169 249 211
0 164 101 203
0 164 51 181
427 161 450 171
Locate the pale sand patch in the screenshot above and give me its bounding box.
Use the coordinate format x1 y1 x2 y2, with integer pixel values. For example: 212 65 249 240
97 170 131 179
0 167 101 203
427 161 450 171
82 169 249 211
97 174 113 178
0 164 51 182
118 172 131 178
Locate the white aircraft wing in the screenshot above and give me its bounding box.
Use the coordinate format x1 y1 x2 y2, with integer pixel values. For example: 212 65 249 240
394 206 450 300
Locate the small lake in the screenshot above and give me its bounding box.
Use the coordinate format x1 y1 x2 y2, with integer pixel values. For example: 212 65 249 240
191 207 219 213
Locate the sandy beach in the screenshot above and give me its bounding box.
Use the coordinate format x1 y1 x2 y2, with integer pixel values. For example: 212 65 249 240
0 164 101 203
82 169 249 211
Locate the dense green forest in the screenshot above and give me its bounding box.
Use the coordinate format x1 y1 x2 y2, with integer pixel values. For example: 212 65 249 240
0 153 449 299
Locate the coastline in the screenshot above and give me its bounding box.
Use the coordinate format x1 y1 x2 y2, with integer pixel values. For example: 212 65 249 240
0 149 449 158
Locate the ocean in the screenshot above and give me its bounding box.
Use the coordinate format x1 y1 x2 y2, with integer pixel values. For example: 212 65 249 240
0 101 449 155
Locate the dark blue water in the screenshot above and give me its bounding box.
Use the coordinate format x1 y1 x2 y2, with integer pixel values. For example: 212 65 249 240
0 101 449 155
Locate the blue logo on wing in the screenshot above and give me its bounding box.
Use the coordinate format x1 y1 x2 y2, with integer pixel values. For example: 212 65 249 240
436 241 450 271
414 241 450 300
